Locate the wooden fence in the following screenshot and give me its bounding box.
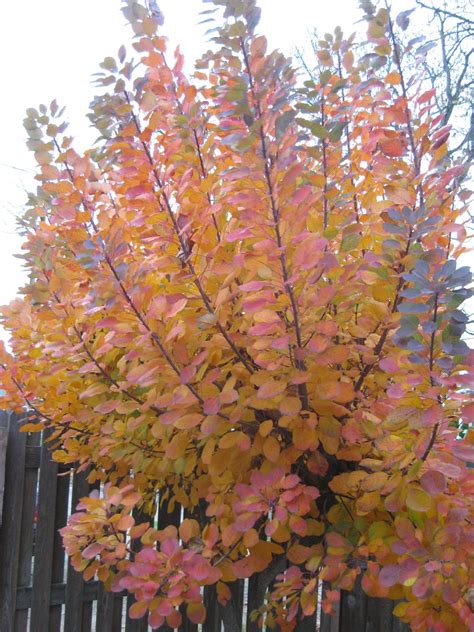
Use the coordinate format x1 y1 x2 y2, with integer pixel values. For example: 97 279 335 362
0 411 411 631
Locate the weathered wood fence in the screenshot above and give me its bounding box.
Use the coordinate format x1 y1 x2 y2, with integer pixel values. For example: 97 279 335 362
0 411 411 631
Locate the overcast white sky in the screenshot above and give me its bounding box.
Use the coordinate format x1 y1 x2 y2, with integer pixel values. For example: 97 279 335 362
0 0 413 336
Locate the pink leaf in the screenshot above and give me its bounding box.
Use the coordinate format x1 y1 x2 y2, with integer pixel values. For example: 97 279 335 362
420 471 446 495
82 542 103 559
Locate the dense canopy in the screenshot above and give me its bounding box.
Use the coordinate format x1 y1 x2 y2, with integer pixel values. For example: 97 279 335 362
1 1 473 630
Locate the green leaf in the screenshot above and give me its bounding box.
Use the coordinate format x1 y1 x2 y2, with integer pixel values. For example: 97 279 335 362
329 121 346 142
340 233 361 252
275 110 295 139
406 487 431 513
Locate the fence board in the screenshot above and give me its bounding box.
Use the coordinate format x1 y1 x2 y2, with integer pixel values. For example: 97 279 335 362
49 470 71 631
81 592 95 632
16 581 99 610
339 576 368 632
64 469 90 632
245 573 260 632
320 584 412 632
203 585 221 632
393 611 412 632
30 429 60 632
229 579 244 630
365 592 394 632
96 583 124 632
0 412 28 631
14 432 40 632
0 416 8 527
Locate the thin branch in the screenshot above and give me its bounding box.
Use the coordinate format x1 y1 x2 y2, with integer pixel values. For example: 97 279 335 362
385 3 423 203
421 291 441 462
52 138 204 404
354 230 413 393
336 49 360 224
239 36 310 410
158 51 221 241
0 364 92 437
415 0 474 26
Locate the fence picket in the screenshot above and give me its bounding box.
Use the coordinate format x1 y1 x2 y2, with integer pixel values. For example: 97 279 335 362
48 467 70 631
365 593 394 632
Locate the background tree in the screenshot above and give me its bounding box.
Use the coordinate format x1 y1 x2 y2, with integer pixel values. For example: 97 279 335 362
304 0 473 172
413 0 473 166
0 1 472 631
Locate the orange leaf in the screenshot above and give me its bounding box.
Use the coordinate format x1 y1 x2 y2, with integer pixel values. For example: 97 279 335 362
187 603 206 625
262 436 280 463
256 380 287 399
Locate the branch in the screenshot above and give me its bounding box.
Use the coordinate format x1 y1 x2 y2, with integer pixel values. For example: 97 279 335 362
0 364 92 438
335 49 360 224
385 3 423 198
354 229 413 393
415 0 474 26
52 138 205 405
421 291 441 463
239 36 310 410
158 51 221 242
73 325 163 416
124 93 257 375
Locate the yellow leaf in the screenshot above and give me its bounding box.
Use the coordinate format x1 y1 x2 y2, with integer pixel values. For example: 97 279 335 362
262 436 280 463
406 486 431 513
179 518 199 543
360 471 388 492
385 71 401 85
243 528 259 548
279 397 302 416
329 473 351 495
293 425 317 451
258 419 273 437
219 431 251 452
20 422 44 433
355 491 380 515
319 416 341 455
166 433 190 459
174 413 204 430
202 439 215 465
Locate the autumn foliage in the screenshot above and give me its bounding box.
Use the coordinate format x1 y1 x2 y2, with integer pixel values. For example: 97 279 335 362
1 0 473 630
